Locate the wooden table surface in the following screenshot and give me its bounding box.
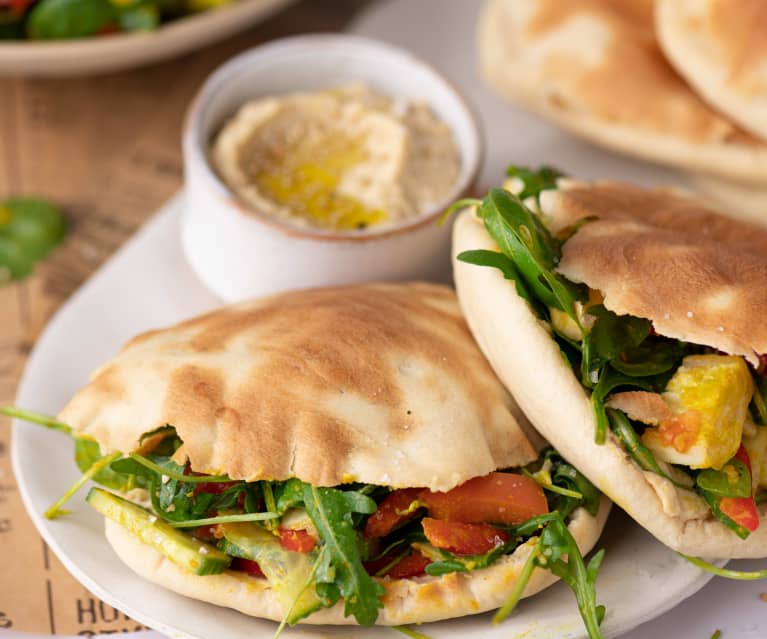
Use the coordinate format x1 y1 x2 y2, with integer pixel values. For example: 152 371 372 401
0 1 370 633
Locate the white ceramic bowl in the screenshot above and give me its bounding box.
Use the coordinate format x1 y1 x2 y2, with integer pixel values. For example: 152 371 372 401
181 34 482 302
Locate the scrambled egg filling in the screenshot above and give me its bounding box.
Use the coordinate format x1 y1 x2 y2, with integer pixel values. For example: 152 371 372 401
640 355 754 470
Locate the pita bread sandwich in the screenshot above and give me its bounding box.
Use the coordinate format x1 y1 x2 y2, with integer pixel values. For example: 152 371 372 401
451 166 767 559
478 0 767 182
656 0 767 142
7 283 609 632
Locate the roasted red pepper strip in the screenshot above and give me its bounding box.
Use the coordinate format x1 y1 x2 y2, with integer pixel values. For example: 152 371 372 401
364 549 431 578
418 472 548 525
231 557 265 578
364 488 423 538
720 445 760 533
422 517 510 555
278 528 317 553
386 550 431 579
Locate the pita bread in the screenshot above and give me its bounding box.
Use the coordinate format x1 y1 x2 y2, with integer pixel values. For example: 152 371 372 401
478 0 767 183
104 498 609 625
453 207 767 557
689 173 767 228
59 283 542 492
63 282 609 624
656 0 767 141
540 179 767 366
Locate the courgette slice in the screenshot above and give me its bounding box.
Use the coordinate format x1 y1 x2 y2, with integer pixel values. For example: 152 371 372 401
87 487 230 576
219 522 322 624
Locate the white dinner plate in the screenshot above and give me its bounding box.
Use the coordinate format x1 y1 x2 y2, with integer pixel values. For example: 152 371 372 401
0 0 293 77
7 195 738 639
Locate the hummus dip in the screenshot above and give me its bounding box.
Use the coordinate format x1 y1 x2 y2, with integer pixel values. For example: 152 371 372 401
211 85 461 231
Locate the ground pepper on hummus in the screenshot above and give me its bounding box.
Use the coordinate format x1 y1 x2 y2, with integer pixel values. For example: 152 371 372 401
211 85 461 231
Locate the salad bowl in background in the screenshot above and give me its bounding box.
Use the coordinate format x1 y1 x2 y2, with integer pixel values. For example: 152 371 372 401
0 0 293 76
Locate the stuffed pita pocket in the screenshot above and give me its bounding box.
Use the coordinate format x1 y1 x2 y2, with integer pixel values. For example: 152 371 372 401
8 283 609 632
452 167 767 559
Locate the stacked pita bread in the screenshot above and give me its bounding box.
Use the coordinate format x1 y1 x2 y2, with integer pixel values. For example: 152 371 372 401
60 282 609 625
690 174 767 228
656 0 767 142
479 0 767 185
453 179 767 557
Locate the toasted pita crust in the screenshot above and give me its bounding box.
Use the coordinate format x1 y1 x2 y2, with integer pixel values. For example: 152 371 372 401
478 0 767 183
59 283 538 492
453 208 767 557
656 0 767 141
103 498 609 625
689 173 767 228
539 179 767 366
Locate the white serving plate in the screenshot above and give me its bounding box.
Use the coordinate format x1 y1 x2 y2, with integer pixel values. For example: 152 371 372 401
0 0 293 77
7 195 743 639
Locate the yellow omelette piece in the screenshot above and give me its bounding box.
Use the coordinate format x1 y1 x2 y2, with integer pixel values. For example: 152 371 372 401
642 354 754 470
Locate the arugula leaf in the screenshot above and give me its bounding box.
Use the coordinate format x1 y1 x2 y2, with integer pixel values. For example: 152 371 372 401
2 406 134 490
696 459 751 498
524 448 601 519
551 461 601 518
698 490 751 540
495 512 605 639
476 188 586 317
74 438 136 490
680 554 767 580
275 478 305 513
1 405 71 434
590 369 654 445
456 249 540 311
606 408 669 478
505 165 563 201
301 484 383 626
581 305 651 387
751 375 767 425
610 338 686 378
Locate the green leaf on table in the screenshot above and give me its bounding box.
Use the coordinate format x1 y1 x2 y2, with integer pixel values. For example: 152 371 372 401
0 198 66 282
301 484 383 626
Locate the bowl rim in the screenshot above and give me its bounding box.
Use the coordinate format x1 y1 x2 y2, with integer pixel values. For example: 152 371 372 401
182 32 484 244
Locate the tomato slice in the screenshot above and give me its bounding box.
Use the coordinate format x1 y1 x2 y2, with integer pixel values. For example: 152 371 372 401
278 528 317 553
720 444 760 533
231 557 265 578
364 488 423 538
422 517 510 555
418 472 548 525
